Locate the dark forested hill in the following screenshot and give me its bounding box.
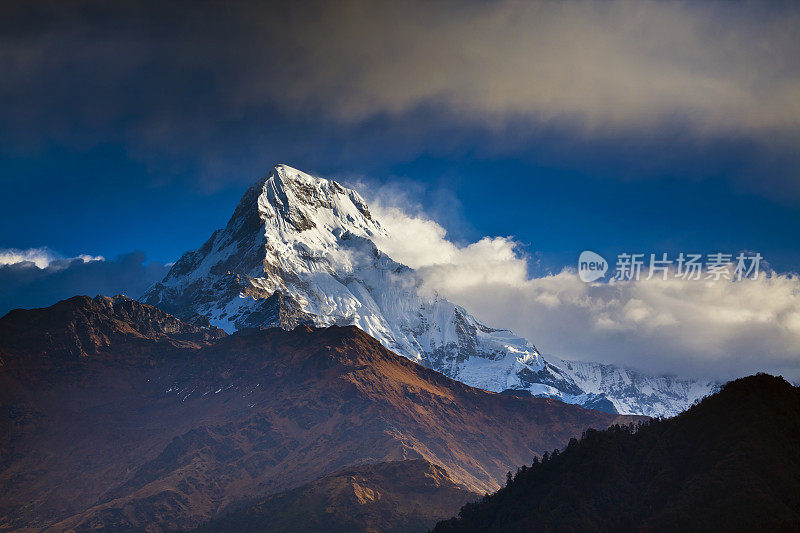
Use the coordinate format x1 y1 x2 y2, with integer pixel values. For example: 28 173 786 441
434 374 800 532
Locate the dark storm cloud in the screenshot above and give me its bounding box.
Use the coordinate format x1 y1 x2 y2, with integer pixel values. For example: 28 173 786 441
0 252 169 316
1 0 799 194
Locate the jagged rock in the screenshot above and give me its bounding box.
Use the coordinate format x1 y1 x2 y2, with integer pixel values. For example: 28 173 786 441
142 164 717 416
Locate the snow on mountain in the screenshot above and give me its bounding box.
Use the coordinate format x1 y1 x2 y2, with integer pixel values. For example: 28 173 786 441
547 356 718 418
143 164 717 416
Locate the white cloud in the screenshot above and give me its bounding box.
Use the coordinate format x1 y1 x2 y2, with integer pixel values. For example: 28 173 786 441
0 247 59 269
76 254 105 263
0 247 104 269
371 204 527 287
371 204 800 382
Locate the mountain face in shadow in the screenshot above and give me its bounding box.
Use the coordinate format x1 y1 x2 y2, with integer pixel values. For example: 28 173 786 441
194 459 480 533
0 294 225 367
0 296 640 531
434 373 800 532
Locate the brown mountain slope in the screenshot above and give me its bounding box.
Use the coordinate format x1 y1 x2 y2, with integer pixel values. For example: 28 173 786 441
0 296 643 531
195 459 480 533
0 294 225 370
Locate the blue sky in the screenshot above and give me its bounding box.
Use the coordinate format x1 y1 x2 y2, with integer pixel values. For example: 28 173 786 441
2 127 797 274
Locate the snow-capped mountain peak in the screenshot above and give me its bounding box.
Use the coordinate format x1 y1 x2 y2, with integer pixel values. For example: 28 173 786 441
144 164 718 417
258 164 382 239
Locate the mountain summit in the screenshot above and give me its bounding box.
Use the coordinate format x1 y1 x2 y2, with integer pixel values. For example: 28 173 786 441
144 165 716 416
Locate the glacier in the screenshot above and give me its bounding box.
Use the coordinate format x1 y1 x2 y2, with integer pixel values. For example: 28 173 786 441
143 164 717 417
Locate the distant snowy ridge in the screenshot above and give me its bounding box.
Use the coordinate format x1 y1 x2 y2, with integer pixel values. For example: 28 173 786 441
143 164 718 417
548 356 718 417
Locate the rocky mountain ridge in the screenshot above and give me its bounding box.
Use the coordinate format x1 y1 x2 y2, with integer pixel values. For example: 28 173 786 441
0 296 638 530
143 164 718 416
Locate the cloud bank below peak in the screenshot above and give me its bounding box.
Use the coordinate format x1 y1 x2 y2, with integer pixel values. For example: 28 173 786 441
370 203 800 382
